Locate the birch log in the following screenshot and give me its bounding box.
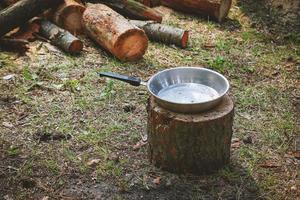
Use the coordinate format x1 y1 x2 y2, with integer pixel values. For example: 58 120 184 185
130 20 189 48
40 19 83 54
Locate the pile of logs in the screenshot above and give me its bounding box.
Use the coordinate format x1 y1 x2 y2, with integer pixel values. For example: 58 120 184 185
0 0 232 61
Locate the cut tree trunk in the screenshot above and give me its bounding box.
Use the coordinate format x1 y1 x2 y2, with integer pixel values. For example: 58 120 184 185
130 20 189 48
147 95 234 174
0 0 63 37
40 19 83 54
82 3 148 61
83 0 163 23
161 0 232 22
52 0 86 35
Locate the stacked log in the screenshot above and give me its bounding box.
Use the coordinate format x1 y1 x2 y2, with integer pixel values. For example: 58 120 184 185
1 0 231 61
0 0 63 37
52 0 86 35
161 0 232 22
83 3 148 61
83 0 163 23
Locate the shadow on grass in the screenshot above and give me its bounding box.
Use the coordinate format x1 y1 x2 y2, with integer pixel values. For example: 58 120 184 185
120 160 262 200
237 0 300 42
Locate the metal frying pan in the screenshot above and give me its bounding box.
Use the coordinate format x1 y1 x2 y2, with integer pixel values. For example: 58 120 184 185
98 67 230 113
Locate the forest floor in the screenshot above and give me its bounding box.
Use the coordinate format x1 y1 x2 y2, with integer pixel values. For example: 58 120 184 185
0 0 299 199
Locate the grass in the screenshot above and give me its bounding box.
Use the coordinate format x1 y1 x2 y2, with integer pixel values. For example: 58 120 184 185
0 0 299 199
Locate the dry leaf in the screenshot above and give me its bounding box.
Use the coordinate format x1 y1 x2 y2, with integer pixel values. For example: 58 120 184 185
133 139 147 151
290 185 297 191
203 43 216 48
231 138 241 148
291 151 300 159
153 177 161 185
260 161 281 168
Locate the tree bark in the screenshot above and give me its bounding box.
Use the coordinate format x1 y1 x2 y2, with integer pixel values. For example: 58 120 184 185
0 0 63 37
83 0 163 23
82 3 148 61
161 0 232 22
130 20 189 48
147 95 234 174
52 0 86 35
40 19 83 54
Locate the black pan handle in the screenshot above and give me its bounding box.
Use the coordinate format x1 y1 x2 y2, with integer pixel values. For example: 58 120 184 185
98 72 142 86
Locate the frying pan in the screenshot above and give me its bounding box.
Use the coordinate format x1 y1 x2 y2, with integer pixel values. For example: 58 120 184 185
98 67 229 113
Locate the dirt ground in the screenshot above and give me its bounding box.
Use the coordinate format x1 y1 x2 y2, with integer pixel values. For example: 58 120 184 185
0 0 299 199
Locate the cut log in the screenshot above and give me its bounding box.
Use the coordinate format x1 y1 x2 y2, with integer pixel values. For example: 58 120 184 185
161 0 232 22
0 0 63 37
39 20 83 54
52 0 86 35
147 95 234 174
82 3 148 61
83 0 163 23
130 20 189 48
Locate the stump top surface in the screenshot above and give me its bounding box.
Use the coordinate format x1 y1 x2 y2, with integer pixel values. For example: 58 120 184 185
149 95 234 122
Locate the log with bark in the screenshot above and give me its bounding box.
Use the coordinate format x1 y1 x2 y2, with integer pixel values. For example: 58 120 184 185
39 19 83 54
161 0 232 22
130 20 189 48
0 0 63 37
52 0 86 35
147 95 234 174
83 0 163 23
82 3 148 61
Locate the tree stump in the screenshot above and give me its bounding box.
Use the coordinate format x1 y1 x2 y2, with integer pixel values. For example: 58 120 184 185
147 95 234 174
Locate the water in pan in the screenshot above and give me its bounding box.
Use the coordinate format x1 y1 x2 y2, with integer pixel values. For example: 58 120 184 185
157 83 219 104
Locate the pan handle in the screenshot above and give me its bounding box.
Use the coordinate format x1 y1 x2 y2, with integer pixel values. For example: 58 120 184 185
98 72 142 86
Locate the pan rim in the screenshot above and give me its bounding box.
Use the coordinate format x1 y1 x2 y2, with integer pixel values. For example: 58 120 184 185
147 66 230 105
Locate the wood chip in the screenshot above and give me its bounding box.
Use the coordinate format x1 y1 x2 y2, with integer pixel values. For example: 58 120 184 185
2 122 14 128
87 158 101 167
2 74 15 80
